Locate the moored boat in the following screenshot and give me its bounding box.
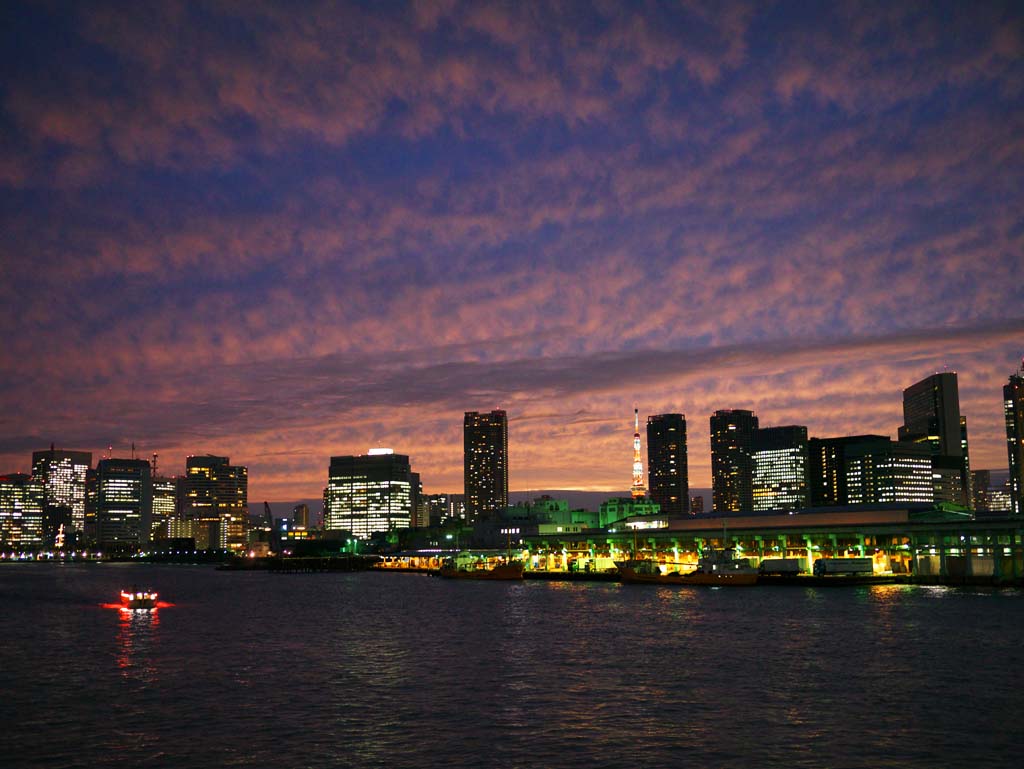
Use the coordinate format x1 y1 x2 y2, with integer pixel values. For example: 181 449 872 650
120 588 158 609
617 548 759 586
437 561 524 580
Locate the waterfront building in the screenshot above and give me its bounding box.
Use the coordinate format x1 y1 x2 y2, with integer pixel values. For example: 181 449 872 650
0 474 45 548
845 439 933 504
1006 365 1024 517
689 495 704 514
95 458 152 549
181 455 248 550
325 449 418 539
808 435 889 507
752 426 809 512
710 409 758 513
151 476 177 541
599 497 660 528
521 504 1024 583
293 503 310 529
647 413 688 515
464 410 508 522
898 372 970 506
31 448 91 537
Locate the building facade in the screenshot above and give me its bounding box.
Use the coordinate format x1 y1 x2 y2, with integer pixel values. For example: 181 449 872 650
31 448 91 538
95 458 152 549
150 476 177 541
752 425 809 512
0 474 45 548
647 413 689 515
845 439 934 505
1006 367 1024 517
181 455 248 550
464 410 508 522
808 435 889 507
711 409 759 513
325 450 418 539
899 373 970 506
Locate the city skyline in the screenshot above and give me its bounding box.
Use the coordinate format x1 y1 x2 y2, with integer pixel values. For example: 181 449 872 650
1 2 1021 502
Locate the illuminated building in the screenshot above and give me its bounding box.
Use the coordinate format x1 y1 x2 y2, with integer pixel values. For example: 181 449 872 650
647 413 687 513
426 493 463 525
325 449 418 539
599 497 661 528
752 426 809 512
845 439 934 504
0 474 45 548
151 476 177 541
182 455 248 550
899 372 970 506
293 503 310 529
31 448 91 536
808 435 889 507
96 458 152 548
631 408 646 499
710 409 758 513
689 495 704 514
464 410 508 522
1006 365 1024 517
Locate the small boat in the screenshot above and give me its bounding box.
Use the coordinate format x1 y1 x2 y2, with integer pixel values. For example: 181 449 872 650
120 588 158 609
617 549 759 586
437 558 524 580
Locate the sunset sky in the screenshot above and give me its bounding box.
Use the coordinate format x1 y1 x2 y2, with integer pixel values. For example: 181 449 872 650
1 1 1022 503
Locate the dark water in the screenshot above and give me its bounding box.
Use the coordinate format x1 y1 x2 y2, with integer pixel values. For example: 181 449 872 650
2 565 1022 768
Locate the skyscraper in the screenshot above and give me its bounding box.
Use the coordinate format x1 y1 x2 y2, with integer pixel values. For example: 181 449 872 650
752 425 809 512
898 372 970 506
845 439 934 504
710 409 758 513
151 476 177 541
95 458 152 549
1006 365 1024 517
325 449 418 538
31 448 91 537
0 473 45 548
647 413 688 515
181 455 248 550
808 435 889 507
464 410 508 522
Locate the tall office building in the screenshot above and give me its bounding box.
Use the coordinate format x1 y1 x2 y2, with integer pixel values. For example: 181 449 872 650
292 503 310 529
752 426 809 512
647 413 689 515
898 372 970 506
325 449 418 539
808 435 889 507
710 409 758 513
0 474 45 548
1006 365 1024 517
151 476 177 541
95 458 152 549
181 455 248 550
845 439 934 504
464 410 508 522
31 448 91 536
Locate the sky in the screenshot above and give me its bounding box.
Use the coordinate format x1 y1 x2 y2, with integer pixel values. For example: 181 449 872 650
0 1 1022 504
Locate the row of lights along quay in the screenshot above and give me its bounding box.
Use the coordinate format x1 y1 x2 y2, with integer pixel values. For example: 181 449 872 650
3 364 1024 586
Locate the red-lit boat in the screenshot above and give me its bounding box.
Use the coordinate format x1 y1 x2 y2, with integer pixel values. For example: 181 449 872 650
120 588 158 609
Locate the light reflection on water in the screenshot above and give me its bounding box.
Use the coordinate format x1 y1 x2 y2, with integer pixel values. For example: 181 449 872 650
1 565 1023 768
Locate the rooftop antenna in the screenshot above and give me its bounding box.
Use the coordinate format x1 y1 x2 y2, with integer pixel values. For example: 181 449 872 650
131 442 136 460
151 453 158 474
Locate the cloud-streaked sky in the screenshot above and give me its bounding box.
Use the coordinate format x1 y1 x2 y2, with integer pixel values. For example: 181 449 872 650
1 1 1022 502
